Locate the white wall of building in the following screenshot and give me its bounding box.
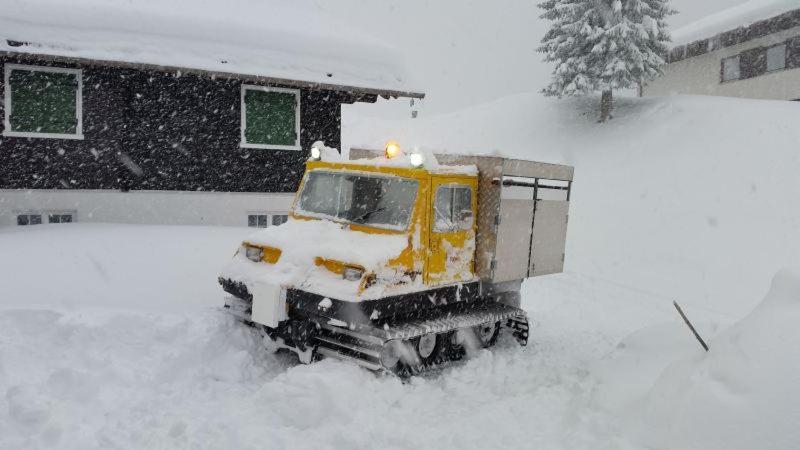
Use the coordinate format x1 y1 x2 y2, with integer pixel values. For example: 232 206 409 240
0 189 295 227
644 26 800 100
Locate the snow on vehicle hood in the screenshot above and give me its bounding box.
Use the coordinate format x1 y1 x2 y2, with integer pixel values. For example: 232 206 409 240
244 218 407 270
219 218 410 301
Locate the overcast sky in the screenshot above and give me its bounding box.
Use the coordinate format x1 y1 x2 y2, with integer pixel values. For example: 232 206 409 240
319 0 750 117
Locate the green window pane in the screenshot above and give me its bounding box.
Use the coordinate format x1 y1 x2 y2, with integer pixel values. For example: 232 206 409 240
9 69 79 135
244 89 297 147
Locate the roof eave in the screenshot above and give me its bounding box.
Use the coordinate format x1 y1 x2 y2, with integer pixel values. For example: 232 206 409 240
667 8 800 64
0 49 426 99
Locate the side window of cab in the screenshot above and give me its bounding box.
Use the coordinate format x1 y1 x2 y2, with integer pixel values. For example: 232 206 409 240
433 185 474 232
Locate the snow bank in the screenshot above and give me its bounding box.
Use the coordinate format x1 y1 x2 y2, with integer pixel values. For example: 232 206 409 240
0 0 419 95
346 94 800 317
0 223 671 448
672 0 799 46
632 269 800 449
0 223 249 312
0 222 772 449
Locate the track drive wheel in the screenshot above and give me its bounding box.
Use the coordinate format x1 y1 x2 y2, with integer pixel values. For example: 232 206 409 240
474 321 501 348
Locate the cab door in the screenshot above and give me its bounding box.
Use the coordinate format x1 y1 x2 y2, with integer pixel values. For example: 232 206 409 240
426 176 478 285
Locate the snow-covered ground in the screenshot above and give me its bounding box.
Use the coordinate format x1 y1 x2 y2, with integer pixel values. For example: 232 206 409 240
3 94 800 449
0 223 722 449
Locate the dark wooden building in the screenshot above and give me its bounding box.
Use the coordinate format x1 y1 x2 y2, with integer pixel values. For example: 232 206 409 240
0 10 423 227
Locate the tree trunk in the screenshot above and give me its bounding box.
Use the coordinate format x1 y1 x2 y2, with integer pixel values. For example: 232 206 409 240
599 89 613 122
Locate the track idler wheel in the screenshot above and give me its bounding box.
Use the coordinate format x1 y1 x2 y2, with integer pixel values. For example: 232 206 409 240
473 321 501 348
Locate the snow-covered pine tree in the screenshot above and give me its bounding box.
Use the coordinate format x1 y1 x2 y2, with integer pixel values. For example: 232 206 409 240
538 0 673 122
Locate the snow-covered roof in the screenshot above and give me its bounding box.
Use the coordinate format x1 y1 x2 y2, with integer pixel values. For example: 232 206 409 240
0 0 424 98
672 0 799 47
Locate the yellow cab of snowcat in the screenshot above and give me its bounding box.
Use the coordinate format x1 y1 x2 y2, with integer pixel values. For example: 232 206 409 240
289 142 479 291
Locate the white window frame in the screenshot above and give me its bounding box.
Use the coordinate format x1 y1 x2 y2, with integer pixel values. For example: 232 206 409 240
240 85 301 151
247 212 288 228
271 213 289 226
766 44 787 72
247 212 269 228
721 55 741 83
3 64 84 140
15 212 43 226
46 210 77 224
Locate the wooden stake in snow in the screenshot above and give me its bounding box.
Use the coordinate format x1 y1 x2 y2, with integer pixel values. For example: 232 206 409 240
673 301 709 352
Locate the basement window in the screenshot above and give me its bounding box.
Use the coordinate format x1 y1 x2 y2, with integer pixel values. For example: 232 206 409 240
271 214 288 226
48 213 74 224
240 85 300 150
248 214 269 228
767 44 787 72
4 64 83 139
248 213 288 228
17 214 42 226
721 56 741 82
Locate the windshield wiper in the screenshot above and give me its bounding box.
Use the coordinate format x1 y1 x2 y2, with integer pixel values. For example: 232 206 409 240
353 206 386 223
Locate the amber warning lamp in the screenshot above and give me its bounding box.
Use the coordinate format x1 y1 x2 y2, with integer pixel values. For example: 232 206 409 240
385 140 402 159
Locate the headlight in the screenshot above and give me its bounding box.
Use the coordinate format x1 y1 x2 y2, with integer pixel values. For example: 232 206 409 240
408 152 425 168
342 267 364 281
245 246 264 262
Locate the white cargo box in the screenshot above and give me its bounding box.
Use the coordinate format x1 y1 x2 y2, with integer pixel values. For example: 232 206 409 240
349 150 574 284
436 155 573 283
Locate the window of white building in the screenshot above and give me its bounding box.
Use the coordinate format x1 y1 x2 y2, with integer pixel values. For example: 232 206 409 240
766 44 787 72
722 56 741 82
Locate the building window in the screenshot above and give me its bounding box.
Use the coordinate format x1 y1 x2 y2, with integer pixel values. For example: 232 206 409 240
248 214 269 228
48 213 74 224
767 44 787 72
248 213 288 228
17 214 42 226
4 64 83 139
271 214 288 226
433 185 474 232
240 85 300 150
722 56 741 82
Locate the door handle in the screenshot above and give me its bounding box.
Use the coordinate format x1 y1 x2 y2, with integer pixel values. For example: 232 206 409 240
430 237 440 253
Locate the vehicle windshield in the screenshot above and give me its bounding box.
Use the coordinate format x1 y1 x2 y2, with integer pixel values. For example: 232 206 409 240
295 170 419 230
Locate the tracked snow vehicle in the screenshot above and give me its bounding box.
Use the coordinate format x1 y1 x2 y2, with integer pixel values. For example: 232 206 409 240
219 142 573 376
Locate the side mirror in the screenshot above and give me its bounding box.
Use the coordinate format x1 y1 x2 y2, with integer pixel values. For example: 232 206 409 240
459 209 474 228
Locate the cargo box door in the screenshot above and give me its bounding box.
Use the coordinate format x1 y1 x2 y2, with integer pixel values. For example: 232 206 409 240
529 199 569 276
492 186 535 283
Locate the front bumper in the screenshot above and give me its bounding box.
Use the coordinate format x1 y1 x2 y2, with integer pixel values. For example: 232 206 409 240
219 277 286 328
220 277 482 326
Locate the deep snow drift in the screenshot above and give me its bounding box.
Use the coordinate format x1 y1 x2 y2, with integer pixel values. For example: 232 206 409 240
346 94 800 317
634 269 800 449
0 223 688 449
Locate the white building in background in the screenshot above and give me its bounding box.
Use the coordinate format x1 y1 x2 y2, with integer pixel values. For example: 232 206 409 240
643 5 800 101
